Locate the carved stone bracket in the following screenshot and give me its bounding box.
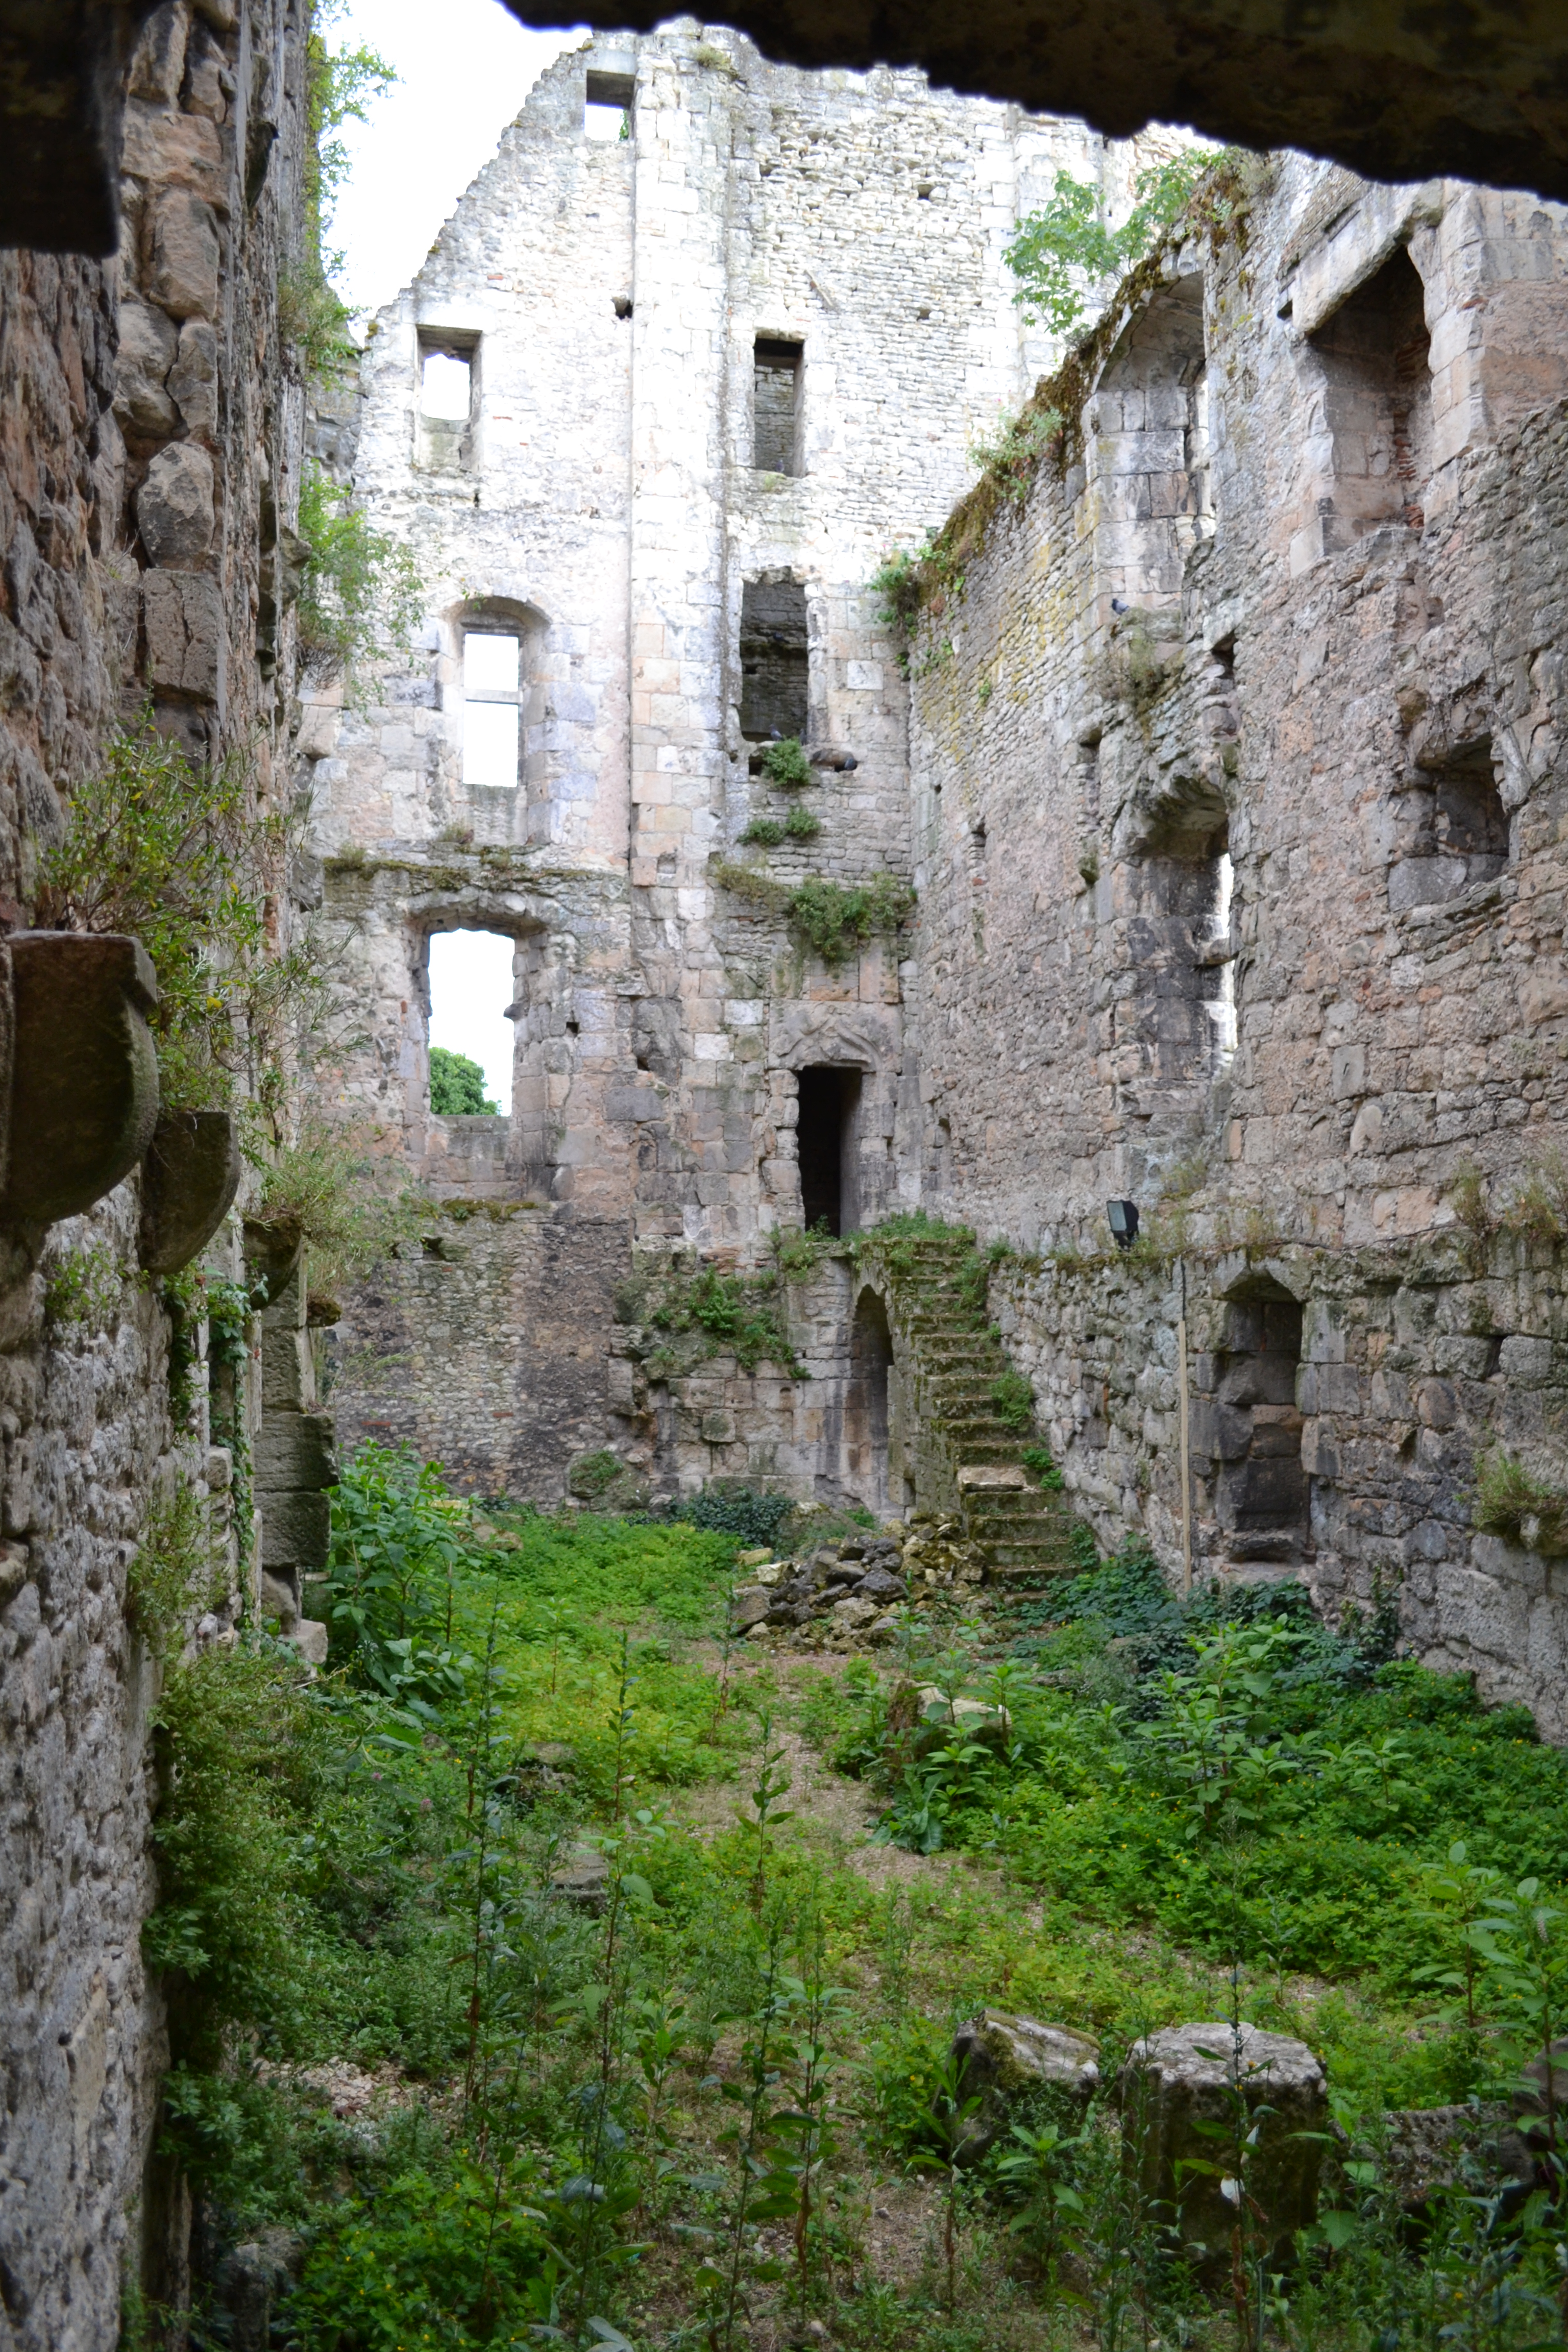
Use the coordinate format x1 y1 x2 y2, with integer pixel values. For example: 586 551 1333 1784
139 1109 242 1274
0 930 160 1232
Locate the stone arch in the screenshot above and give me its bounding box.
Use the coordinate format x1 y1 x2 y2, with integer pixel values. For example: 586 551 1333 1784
844 1282 896 1515
1088 272 1211 616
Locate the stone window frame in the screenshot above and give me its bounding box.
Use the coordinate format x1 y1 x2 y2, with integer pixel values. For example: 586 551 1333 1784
415 326 481 473
752 333 805 477
444 595 549 818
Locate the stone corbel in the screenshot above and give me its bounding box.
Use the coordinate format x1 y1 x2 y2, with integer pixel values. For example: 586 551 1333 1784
139 1109 243 1273
0 931 161 1237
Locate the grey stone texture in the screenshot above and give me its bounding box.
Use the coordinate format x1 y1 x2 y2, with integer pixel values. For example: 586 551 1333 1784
0 1 315 2341
1120 2021 1328 2260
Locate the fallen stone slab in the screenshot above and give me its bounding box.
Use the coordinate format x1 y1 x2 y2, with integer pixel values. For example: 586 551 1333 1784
1120 2022 1327 2264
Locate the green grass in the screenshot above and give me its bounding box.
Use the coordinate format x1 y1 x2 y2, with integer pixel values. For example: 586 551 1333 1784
138 1456 1568 2352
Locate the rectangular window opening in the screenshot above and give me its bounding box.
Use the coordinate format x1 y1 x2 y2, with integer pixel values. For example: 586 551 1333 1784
426 928 516 1120
739 576 808 743
461 629 521 791
421 350 471 421
796 1066 861 1236
584 68 634 139
753 337 803 475
417 331 479 470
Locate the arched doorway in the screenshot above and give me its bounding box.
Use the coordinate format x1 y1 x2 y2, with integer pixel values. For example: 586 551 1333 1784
845 1284 893 1515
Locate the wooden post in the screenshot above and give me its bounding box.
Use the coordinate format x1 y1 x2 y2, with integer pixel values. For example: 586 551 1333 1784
1177 1256 1193 1596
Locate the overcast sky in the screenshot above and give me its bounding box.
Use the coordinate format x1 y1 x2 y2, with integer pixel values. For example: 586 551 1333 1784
328 2 586 318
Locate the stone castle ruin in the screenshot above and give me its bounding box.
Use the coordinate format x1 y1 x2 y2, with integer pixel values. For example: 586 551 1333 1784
316 29 1568 1736
3 0 1568 2336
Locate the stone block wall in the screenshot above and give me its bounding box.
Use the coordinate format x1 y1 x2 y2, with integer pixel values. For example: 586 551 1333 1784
0 2 311 2338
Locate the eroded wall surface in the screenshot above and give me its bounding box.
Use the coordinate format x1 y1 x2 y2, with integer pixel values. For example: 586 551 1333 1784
0 2 310 2338
904 155 1568 1728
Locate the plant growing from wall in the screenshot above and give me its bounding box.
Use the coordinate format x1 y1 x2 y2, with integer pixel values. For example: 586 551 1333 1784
127 1480 222 1663
713 862 915 967
967 401 1065 501
757 736 813 789
741 802 821 847
255 1112 416 1299
37 719 327 1130
1472 1449 1568 1554
1004 149 1224 335
42 1240 122 1328
287 1 396 384
297 459 424 682
990 1367 1036 1433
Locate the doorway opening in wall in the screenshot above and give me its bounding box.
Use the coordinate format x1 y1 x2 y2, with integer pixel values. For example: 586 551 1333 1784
426 929 516 1116
753 338 803 474
1309 246 1433 536
740 575 808 742
846 1286 894 1515
797 1066 861 1236
1214 1279 1308 1566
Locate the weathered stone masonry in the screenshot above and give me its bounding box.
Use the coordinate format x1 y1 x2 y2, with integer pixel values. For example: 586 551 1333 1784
0 4 316 2342
903 158 1568 1734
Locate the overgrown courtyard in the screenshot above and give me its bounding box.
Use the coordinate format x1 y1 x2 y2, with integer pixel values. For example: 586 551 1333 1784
140 1449 1568 2349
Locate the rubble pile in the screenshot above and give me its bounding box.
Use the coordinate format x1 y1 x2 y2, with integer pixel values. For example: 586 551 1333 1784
727 1512 989 1652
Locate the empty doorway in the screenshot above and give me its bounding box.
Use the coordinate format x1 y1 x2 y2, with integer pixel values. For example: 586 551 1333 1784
796 1066 861 1234
846 1286 893 1514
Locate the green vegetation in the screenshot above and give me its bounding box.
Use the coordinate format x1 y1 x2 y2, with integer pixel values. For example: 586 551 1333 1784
632 1259 805 1379
255 1113 414 1300
126 1480 221 1662
966 402 1065 501
297 458 424 681
42 1239 122 1328
989 1367 1035 1433
740 801 822 847
428 1045 499 1115
714 862 916 967
290 1 395 383
143 1454 1568 2351
1473 1450 1568 1553
1004 150 1224 335
757 734 814 789
37 718 324 1126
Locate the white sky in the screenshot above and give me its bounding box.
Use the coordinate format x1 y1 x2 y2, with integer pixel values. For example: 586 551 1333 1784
428 931 517 1114
328 2 587 317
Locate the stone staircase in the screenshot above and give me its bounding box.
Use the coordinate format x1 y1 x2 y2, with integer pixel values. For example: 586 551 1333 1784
857 1227 1080 1586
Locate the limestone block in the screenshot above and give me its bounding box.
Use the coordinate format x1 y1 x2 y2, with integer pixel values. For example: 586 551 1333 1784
255 1411 337 1493
169 321 218 439
151 189 220 321
953 2012 1100 2159
285 1620 330 1668
259 1489 331 1572
138 1109 241 1272
137 443 216 567
728 1584 772 1630
143 567 226 703
1119 2023 1327 2262
0 933 160 1230
114 298 179 440
259 1568 300 1626
128 5 188 103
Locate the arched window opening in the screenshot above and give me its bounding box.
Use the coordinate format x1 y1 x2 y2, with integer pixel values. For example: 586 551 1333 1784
425 929 516 1119
796 1066 862 1235
1305 246 1432 553
845 1287 893 1516
740 575 808 742
1090 273 1210 612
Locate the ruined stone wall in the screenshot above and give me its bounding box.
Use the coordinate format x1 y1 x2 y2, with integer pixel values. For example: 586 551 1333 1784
904 154 1568 1729
318 28 1153 1500
0 3 309 2339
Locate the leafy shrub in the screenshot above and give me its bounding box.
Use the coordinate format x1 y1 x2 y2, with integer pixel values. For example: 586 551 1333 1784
428 1046 498 1115
712 863 916 967
677 1484 794 1552
1020 1443 1064 1491
43 1240 122 1328
1005 150 1223 334
36 718 321 1120
256 1113 413 1297
758 734 813 788
127 1481 221 1662
643 1262 803 1376
741 815 786 846
967 401 1064 501
298 460 424 681
990 1368 1035 1432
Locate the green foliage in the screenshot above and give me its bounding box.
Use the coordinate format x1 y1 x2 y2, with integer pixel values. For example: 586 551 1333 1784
204 1272 256 1549
758 734 813 789
256 1113 413 1298
427 1045 498 1115
289 2 395 384
990 1366 1035 1433
36 718 322 1122
773 1219 842 1281
1020 1442 1064 1491
717 854 917 967
740 815 786 846
1005 149 1223 334
1473 1448 1568 1552
42 1239 122 1328
635 1259 805 1377
297 459 424 681
869 536 935 639
677 1485 794 1552
967 401 1065 501
743 801 824 846
127 1481 220 1662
